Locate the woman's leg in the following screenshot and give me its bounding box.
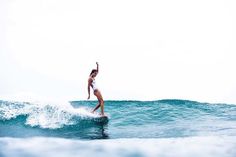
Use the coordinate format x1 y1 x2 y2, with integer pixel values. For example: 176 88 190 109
93 90 104 115
92 103 100 113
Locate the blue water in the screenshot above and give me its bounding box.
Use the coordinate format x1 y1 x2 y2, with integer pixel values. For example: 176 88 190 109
0 99 236 157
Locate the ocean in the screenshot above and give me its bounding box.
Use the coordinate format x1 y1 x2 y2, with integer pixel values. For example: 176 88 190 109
0 99 236 157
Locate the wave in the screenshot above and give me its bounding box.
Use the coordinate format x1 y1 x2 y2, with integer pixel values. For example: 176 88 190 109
0 100 109 139
1 99 236 139
0 136 236 157
0 100 108 128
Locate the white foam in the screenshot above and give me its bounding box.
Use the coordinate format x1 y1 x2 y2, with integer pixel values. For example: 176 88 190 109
0 136 236 157
0 100 99 129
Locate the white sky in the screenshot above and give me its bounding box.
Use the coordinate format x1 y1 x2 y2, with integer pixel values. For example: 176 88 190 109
1 0 236 103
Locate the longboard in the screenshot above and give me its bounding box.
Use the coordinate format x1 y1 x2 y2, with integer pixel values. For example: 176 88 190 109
94 115 109 123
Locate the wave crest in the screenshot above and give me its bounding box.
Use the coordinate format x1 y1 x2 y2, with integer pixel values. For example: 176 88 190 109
0 100 107 129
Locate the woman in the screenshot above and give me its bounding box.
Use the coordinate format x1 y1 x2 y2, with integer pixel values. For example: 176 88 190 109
87 62 105 116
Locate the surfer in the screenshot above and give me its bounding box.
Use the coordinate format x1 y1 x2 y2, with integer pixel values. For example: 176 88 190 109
87 62 105 116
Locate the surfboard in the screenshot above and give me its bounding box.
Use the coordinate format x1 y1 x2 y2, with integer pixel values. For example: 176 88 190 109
94 115 109 123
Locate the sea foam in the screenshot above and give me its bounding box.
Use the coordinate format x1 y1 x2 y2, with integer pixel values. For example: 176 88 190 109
0 100 103 129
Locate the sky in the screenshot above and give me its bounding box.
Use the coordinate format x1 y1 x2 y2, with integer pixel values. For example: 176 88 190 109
1 0 236 103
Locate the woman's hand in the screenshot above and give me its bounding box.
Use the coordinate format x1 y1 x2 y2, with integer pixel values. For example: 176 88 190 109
87 95 90 100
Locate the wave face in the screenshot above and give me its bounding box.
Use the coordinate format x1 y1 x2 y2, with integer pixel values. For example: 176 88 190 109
0 100 109 139
1 99 236 139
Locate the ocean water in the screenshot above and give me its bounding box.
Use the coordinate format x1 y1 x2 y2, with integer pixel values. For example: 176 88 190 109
0 99 236 157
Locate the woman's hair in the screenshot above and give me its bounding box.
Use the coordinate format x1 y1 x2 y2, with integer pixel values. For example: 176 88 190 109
90 69 97 76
